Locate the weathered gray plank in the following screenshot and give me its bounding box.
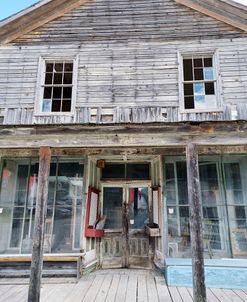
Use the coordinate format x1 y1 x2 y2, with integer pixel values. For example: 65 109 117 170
155 276 172 302
168 287 183 302
222 289 245 302
95 274 113 302
125 275 138 302
83 274 105 302
210 289 234 302
115 275 129 302
63 276 94 302
137 275 148 302
177 287 193 302
233 289 247 301
105 274 121 302
146 276 159 302
205 289 220 302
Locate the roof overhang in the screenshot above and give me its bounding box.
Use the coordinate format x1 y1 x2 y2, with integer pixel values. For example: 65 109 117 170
0 0 246 44
0 121 247 148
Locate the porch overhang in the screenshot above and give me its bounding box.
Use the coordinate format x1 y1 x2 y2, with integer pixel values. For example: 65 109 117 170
0 121 247 150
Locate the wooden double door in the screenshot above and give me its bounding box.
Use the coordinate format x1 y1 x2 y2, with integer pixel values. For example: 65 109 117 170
100 183 152 269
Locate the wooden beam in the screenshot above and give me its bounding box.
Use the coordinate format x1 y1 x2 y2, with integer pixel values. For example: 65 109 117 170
175 0 247 32
186 143 206 302
28 146 51 302
0 122 247 149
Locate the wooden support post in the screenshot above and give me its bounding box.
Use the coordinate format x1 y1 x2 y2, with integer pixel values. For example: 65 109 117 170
28 147 51 302
186 143 206 302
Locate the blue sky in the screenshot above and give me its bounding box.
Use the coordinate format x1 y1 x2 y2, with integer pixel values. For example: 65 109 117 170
0 0 246 21
0 0 39 21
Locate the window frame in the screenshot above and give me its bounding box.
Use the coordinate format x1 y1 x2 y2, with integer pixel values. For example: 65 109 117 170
178 50 222 113
35 56 78 116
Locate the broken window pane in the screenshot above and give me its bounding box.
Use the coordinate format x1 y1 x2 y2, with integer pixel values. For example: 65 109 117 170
184 96 194 109
52 99 61 112
184 83 193 96
194 58 203 67
194 68 204 80
205 82 215 95
183 59 193 81
204 57 212 67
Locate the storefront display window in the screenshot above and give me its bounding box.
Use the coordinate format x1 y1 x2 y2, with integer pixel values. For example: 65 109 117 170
0 158 84 254
165 155 247 259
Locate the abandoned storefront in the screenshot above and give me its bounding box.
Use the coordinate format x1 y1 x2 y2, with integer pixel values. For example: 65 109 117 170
0 122 246 288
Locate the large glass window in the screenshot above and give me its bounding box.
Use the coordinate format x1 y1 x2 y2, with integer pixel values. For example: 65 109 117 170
0 158 84 254
165 156 247 259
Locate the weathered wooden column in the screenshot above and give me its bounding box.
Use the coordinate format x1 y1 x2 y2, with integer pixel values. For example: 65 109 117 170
28 147 51 302
186 143 206 302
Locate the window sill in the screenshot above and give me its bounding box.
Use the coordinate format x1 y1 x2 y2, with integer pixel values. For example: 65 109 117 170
34 111 75 117
179 108 223 114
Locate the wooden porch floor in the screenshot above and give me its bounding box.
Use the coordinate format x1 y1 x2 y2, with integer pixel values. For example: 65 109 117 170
0 269 247 302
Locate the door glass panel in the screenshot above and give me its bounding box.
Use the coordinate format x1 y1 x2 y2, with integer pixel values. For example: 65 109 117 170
128 187 149 229
103 187 123 229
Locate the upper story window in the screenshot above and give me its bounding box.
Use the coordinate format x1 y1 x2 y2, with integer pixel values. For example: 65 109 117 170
36 57 78 115
179 52 221 112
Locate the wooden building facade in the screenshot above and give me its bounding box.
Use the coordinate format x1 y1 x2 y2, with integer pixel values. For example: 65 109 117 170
0 0 247 288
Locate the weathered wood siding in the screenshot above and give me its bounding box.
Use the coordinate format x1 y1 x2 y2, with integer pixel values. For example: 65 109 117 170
0 0 247 124
12 0 245 43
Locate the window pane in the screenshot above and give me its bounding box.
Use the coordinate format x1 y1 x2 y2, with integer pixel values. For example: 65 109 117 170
184 83 193 96
14 165 29 206
45 73 53 85
176 162 188 205
126 164 150 179
103 187 123 229
194 83 204 95
53 87 62 99
52 99 61 112
10 219 23 248
204 58 213 67
53 73 63 85
63 73 73 85
62 100 71 112
129 187 149 229
204 68 214 81
194 58 203 67
46 63 53 72
102 164 125 179
183 59 193 81
195 95 206 109
205 82 215 95
65 63 73 72
54 63 63 72
194 68 204 80
184 96 194 109
44 87 52 99
63 87 72 99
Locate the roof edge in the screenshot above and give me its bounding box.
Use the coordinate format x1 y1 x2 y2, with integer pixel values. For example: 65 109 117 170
175 0 247 32
0 0 91 44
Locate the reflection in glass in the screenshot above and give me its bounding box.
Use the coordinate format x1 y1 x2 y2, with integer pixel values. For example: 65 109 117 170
129 187 149 229
0 159 84 254
103 187 123 229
